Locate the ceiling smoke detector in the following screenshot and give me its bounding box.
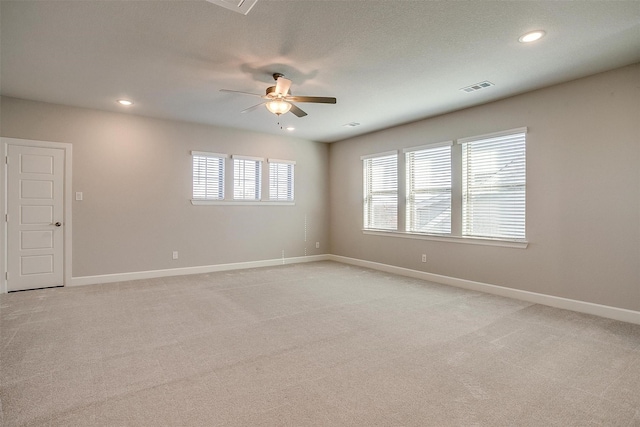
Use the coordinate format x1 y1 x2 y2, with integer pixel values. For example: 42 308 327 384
205 0 258 15
460 81 494 93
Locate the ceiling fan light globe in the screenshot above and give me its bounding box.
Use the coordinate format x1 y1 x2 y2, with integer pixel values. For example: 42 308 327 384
266 100 291 115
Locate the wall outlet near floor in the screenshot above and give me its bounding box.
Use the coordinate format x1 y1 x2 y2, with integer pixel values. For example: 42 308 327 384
172 251 178 260
421 254 427 263
316 242 320 249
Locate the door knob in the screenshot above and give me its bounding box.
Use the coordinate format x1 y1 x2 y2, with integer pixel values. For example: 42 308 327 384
54 222 62 227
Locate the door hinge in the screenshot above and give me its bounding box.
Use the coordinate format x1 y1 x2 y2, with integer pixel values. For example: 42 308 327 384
4 214 7 222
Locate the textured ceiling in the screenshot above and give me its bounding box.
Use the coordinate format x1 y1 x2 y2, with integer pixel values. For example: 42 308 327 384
1 1 639 142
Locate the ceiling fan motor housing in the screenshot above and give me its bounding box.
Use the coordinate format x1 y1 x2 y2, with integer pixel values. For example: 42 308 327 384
266 86 289 97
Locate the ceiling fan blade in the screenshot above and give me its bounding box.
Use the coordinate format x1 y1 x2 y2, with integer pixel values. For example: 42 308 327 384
286 96 336 104
289 103 307 118
275 77 292 96
241 102 266 113
220 89 263 97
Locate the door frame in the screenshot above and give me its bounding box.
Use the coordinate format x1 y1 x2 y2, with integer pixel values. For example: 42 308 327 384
1 137 73 294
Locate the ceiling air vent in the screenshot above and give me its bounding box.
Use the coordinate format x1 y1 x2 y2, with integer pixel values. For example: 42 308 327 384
343 122 361 127
206 0 258 15
460 81 494 93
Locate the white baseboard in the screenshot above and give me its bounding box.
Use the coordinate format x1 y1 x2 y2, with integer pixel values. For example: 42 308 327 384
69 253 639 325
70 254 331 287
328 255 640 325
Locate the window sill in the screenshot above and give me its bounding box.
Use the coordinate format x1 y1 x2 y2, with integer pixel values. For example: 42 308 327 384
362 230 528 249
191 200 295 206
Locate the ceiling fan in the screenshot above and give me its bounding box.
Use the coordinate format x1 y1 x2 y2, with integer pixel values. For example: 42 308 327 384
220 73 337 117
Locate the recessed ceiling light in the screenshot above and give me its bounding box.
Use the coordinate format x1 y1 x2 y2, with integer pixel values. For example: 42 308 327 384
286 127 295 131
117 99 133 106
519 30 546 43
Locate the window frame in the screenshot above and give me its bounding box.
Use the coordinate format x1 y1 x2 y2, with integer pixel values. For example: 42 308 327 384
191 151 227 202
268 159 295 202
458 128 527 240
404 141 453 235
232 155 263 201
362 151 399 231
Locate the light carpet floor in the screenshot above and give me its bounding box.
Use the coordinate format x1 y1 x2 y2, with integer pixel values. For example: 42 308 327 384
1 261 639 426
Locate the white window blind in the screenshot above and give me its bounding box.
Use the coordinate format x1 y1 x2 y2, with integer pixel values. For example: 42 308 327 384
405 143 452 234
268 159 295 201
192 151 226 200
363 152 398 230
233 156 262 200
460 129 526 239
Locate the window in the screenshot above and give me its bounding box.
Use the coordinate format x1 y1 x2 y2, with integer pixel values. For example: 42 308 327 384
362 151 398 230
361 128 527 247
405 142 452 234
268 159 295 201
233 155 262 200
192 152 296 206
460 129 526 239
192 151 226 200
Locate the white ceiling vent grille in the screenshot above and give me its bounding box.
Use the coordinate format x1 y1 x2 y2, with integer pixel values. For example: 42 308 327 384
206 0 258 15
460 81 494 93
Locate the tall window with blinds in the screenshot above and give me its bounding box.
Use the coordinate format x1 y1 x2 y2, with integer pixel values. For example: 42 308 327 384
192 151 226 200
405 143 452 234
362 152 398 231
233 156 262 201
460 129 526 239
268 160 295 201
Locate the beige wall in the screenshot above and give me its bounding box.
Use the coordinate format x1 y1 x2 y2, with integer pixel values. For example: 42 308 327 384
1 97 330 277
2 64 638 312
329 64 640 311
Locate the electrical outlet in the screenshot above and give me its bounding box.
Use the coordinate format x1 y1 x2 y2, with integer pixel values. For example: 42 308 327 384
421 254 427 263
316 242 320 249
172 251 178 260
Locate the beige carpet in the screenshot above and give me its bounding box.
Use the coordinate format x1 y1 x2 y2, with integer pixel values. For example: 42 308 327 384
1 261 639 426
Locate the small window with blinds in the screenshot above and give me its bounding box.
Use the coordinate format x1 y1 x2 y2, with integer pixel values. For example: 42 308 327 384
405 142 452 234
192 151 226 200
268 159 295 201
460 128 526 239
233 155 262 201
362 151 398 231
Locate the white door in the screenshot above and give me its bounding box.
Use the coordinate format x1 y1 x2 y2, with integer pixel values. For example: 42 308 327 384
7 144 65 291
